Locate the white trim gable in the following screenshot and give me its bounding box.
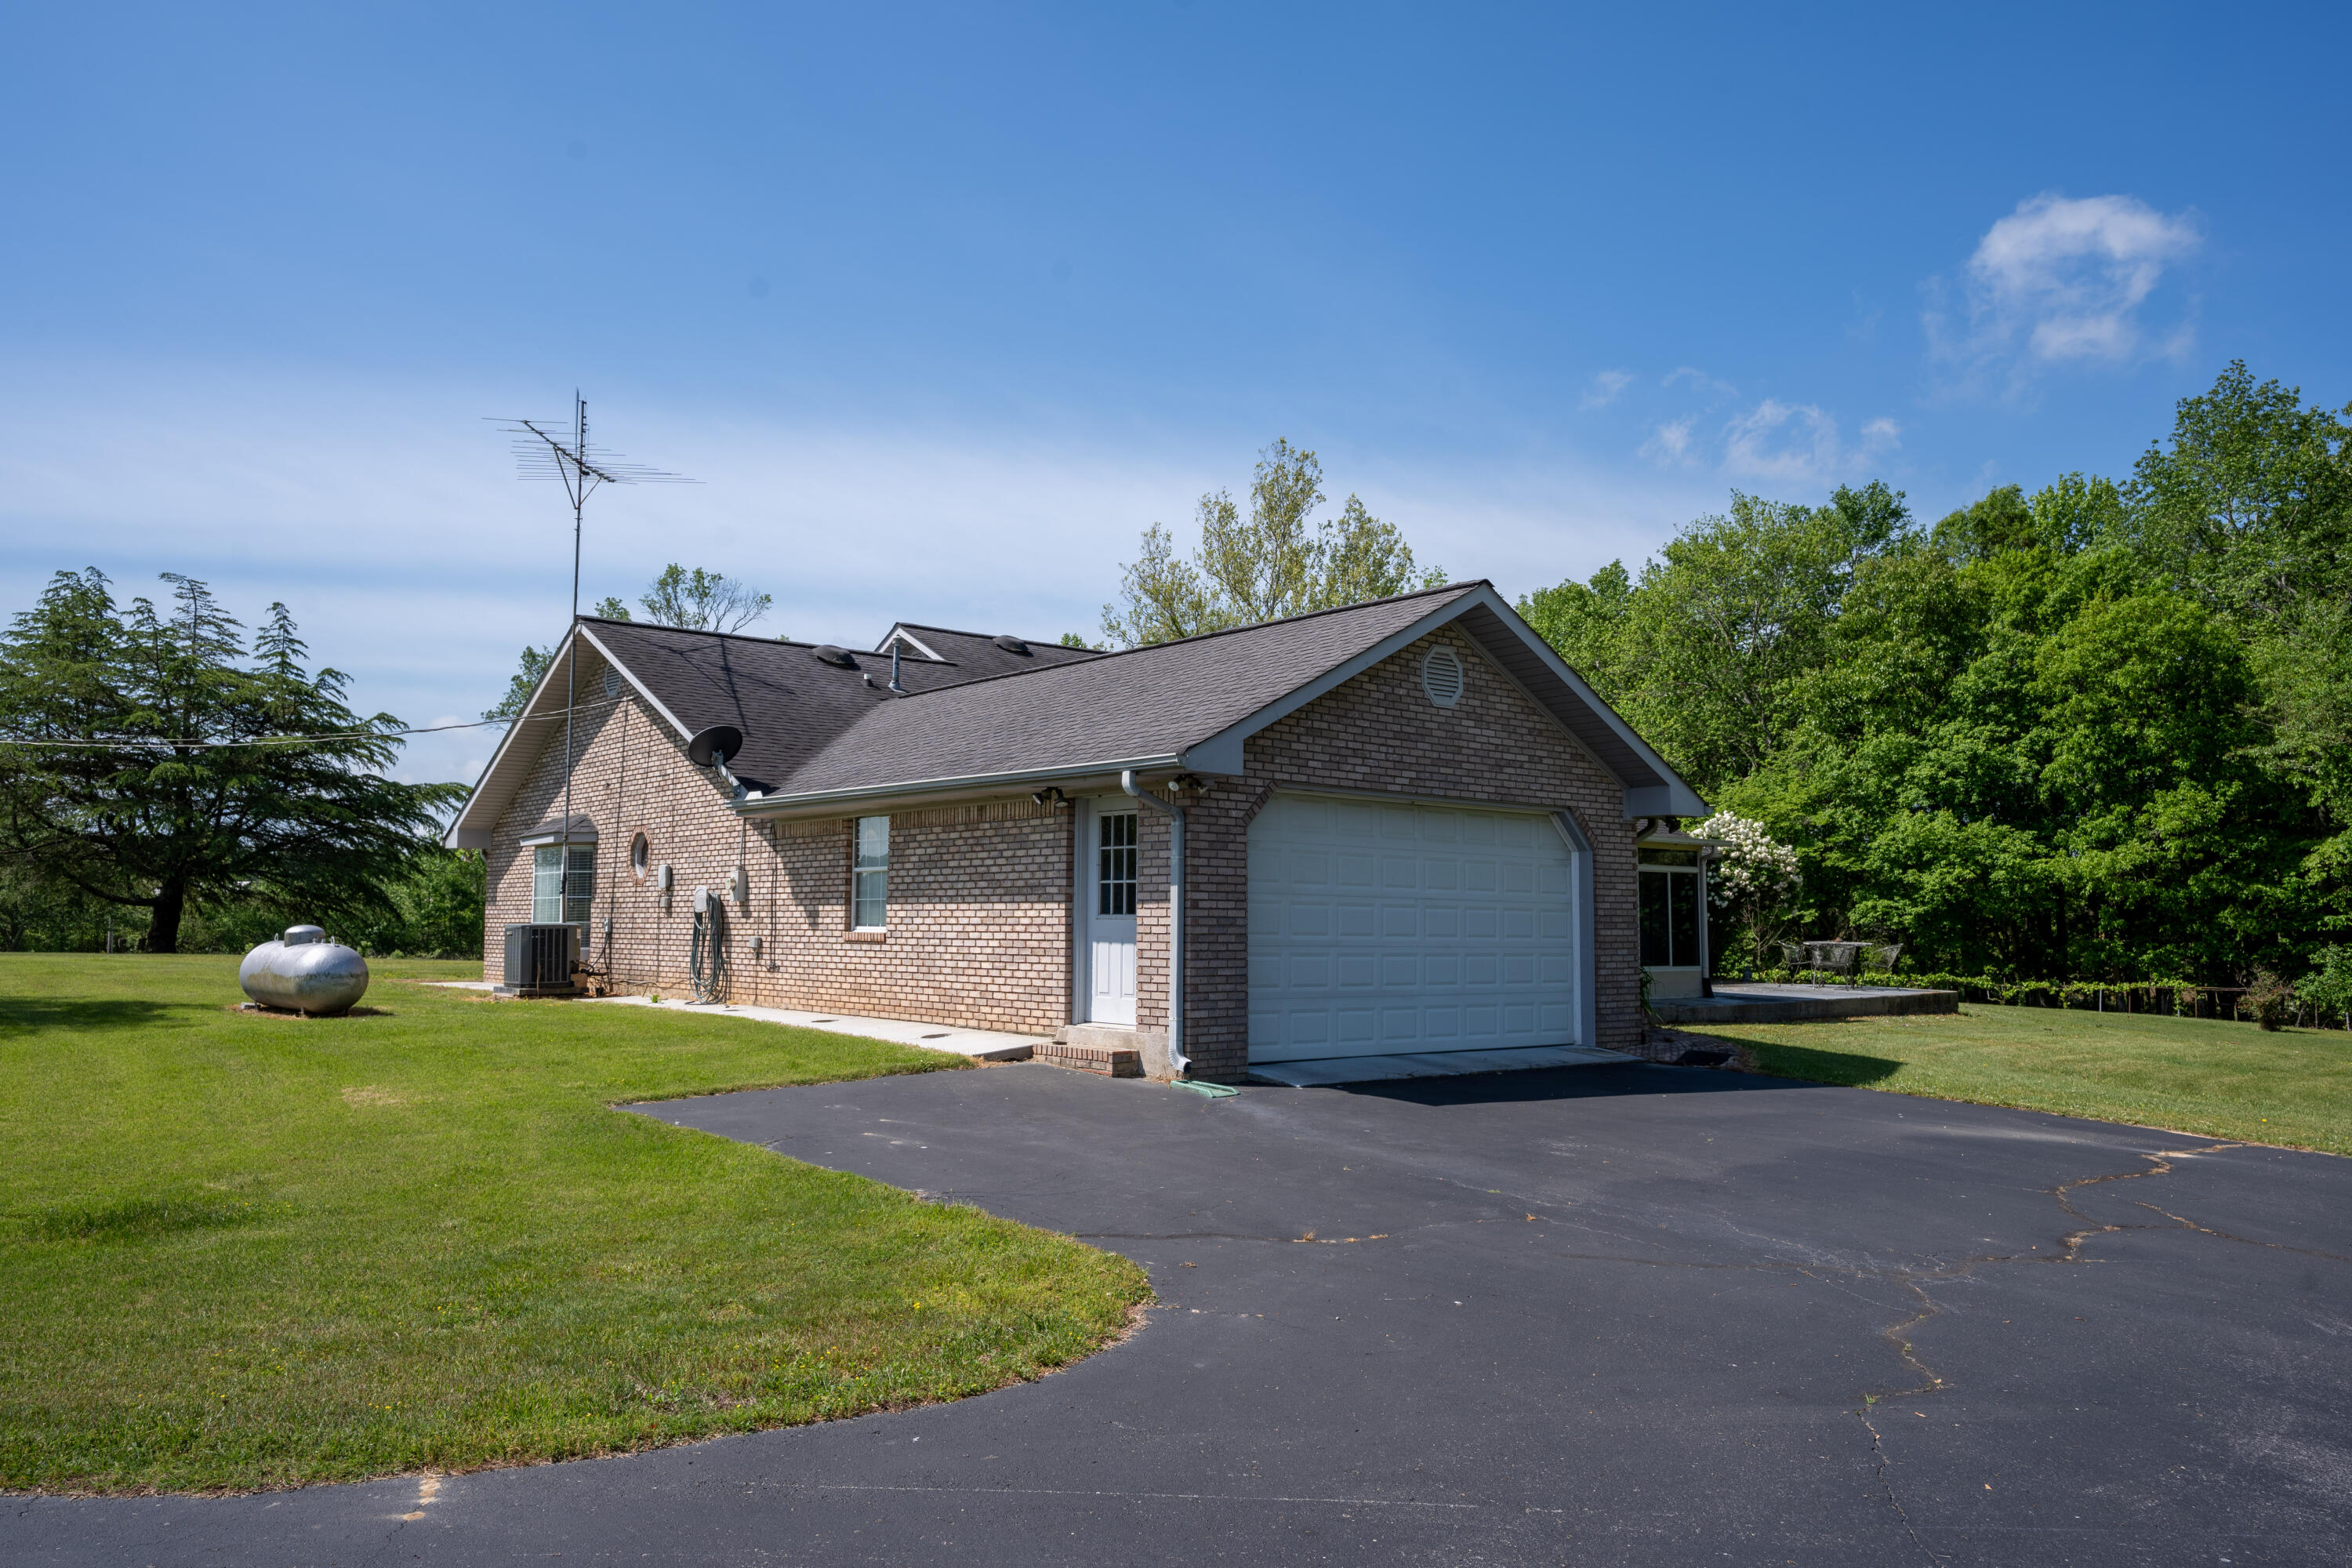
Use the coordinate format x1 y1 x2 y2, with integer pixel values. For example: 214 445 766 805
1178 583 1706 818
875 625 944 660
442 623 691 849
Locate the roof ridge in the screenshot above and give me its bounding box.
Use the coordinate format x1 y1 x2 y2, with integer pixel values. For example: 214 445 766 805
585 617 953 663
851 580 1486 707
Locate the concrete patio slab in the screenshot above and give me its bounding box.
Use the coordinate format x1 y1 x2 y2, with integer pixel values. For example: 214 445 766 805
1652 980 1958 1025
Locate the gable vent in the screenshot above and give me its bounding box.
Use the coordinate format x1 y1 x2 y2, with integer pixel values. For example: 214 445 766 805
602 666 622 699
1421 645 1465 708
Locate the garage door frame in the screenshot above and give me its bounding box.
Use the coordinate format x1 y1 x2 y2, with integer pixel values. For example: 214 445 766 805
1246 788 1598 1063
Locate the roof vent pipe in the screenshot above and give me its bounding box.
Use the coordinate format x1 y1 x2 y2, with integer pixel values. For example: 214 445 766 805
1120 770 1189 1079
888 641 906 695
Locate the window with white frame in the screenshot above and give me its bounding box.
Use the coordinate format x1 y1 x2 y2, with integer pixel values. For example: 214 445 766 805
1097 811 1137 915
532 844 595 927
851 815 890 929
1637 848 1701 968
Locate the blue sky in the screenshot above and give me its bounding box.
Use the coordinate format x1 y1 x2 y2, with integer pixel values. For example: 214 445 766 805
4 2 2347 786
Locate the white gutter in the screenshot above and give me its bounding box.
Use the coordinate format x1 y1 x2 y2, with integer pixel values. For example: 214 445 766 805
731 754 1186 815
1121 769 1189 1078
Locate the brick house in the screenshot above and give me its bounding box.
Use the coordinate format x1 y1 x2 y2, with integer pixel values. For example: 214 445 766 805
445 583 1706 1083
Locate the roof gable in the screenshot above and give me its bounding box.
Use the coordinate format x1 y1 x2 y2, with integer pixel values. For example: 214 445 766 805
448 586 1704 848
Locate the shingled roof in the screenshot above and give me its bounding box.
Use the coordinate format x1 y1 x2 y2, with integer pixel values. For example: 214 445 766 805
445 585 1703 849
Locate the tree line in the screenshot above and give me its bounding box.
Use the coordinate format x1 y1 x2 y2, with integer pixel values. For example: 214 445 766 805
1524 362 2349 989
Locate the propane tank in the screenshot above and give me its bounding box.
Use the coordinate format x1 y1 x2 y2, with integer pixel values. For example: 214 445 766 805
239 926 371 1016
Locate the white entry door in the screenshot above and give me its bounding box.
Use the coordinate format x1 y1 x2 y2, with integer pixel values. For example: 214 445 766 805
1247 793 1582 1062
1087 805 1138 1025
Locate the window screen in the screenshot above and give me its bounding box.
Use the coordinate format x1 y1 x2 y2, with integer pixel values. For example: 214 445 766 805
1098 811 1137 916
852 815 890 929
532 844 595 927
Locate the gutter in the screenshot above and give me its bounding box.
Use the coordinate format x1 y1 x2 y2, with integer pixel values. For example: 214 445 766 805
1121 769 1189 1078
728 754 1189 817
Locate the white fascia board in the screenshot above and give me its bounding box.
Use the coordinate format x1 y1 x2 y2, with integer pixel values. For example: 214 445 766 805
875 625 942 660
732 754 1184 818
1464 589 1710 818
440 623 697 850
443 626 583 848
1177 593 1487 773
574 623 694 742
1176 583 1707 818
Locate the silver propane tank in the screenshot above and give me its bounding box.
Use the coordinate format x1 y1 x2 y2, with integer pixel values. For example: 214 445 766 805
238 925 371 1016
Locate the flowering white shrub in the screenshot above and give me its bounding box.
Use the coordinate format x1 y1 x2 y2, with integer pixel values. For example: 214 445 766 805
1694 811 1799 908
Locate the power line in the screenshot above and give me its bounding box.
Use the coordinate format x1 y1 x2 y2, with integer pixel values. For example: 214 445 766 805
0 702 612 750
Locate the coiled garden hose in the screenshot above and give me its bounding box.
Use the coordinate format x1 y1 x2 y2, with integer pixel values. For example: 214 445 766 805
689 900 728 1004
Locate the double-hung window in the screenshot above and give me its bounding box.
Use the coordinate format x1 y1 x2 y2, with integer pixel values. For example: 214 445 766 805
532 844 595 927
851 815 890 929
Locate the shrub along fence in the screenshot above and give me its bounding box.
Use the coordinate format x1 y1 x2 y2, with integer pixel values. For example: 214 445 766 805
1754 967 2352 1033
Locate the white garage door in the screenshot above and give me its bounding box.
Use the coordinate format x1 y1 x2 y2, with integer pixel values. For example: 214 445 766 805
1247 794 1583 1062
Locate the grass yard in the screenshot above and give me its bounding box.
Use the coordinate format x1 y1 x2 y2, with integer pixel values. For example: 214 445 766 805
1695 1002 2352 1156
0 953 1149 1494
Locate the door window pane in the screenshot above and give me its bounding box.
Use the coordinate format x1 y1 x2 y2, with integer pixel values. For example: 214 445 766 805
1098 812 1137 916
852 815 889 928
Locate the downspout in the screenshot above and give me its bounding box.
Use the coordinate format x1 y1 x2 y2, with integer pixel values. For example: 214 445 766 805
1121 770 1189 1078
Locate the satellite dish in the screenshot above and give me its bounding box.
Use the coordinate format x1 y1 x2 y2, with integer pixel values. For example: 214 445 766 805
687 724 744 769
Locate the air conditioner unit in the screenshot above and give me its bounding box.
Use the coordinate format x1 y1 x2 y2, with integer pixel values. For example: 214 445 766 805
499 923 580 997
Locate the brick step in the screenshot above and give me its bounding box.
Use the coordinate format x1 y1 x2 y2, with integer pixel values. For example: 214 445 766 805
1035 1041 1144 1077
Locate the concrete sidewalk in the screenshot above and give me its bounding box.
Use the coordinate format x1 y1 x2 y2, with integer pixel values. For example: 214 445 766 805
582 993 1046 1062
418 982 1044 1062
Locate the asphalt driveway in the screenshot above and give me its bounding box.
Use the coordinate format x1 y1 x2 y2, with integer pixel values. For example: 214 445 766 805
14 1059 2350 1566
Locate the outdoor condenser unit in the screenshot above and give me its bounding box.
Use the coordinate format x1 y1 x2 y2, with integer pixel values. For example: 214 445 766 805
501 923 580 996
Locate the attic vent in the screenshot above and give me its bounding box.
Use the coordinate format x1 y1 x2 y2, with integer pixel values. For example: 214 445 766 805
992 635 1031 655
811 644 857 668
602 666 622 699
1421 645 1465 708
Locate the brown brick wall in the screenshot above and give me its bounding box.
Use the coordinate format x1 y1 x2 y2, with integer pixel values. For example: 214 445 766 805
1178 623 1639 1082
483 664 1075 1033
484 625 1642 1073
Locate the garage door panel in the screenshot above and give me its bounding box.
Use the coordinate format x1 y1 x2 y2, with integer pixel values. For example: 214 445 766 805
1249 796 1583 1062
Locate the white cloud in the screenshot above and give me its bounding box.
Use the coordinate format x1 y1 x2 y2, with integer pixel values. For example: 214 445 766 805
1931 192 2201 379
1577 369 1634 410
1719 401 1901 486
1663 366 1738 397
1639 418 1697 466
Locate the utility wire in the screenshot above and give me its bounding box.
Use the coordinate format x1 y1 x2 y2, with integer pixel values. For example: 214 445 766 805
0 701 617 750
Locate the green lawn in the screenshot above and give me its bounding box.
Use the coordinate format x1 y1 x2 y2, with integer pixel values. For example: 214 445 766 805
1694 1003 2352 1156
0 953 1149 1494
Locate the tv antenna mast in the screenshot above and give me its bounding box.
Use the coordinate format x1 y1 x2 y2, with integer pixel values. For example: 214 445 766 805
492 394 695 909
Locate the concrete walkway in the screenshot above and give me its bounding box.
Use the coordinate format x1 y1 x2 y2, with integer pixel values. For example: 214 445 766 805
418 982 1044 1062
582 993 1045 1062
